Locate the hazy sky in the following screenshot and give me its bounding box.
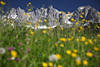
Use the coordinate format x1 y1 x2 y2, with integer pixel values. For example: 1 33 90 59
3 0 100 12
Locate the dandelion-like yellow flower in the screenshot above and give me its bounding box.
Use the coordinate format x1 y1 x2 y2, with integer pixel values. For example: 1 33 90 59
0 1 6 5
60 44 64 47
86 52 93 57
72 53 77 58
85 42 88 45
30 31 34 35
11 50 17 58
80 15 83 18
55 43 58 47
71 18 74 22
76 22 79 25
73 49 78 53
44 19 47 23
58 65 63 67
76 38 80 42
94 47 99 51
97 34 100 37
80 36 86 42
66 50 71 55
76 59 81 65
56 54 61 60
42 30 46 34
83 60 88 66
42 62 48 67
48 62 53 67
88 39 93 44
59 38 66 42
68 38 71 41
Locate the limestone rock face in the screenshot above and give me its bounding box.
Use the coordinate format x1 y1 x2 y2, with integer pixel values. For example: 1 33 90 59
1 5 100 29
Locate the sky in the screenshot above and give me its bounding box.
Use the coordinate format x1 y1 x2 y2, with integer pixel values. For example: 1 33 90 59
2 0 100 12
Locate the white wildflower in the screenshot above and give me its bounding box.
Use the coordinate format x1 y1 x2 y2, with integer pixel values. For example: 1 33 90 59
49 54 58 61
0 48 6 54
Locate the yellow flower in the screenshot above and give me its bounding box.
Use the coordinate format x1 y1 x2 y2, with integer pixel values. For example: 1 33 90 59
38 19 42 23
94 47 99 51
58 65 63 67
56 54 61 60
59 38 66 42
76 38 80 42
82 19 85 22
80 15 83 18
80 26 83 30
66 50 71 55
55 43 58 47
73 49 78 53
30 31 34 35
97 34 100 37
82 12 85 15
68 38 71 41
88 39 93 44
76 22 79 25
76 58 81 65
86 52 93 57
0 1 6 5
80 36 86 42
83 60 88 66
28 2 31 5
28 9 31 11
42 62 48 67
60 44 64 47
85 42 88 45
44 19 47 23
42 30 46 34
71 18 74 22
48 62 53 67
27 22 31 25
11 50 17 58
72 53 77 58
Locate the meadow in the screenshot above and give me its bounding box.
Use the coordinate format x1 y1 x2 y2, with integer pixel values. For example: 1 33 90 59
0 21 100 67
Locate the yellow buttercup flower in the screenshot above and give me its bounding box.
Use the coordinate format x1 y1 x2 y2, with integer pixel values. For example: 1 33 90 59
80 15 83 18
86 52 93 57
56 54 61 60
94 47 99 51
60 44 64 47
97 34 100 37
72 53 77 58
66 50 71 55
82 12 85 15
30 31 34 35
88 39 93 44
71 18 74 22
44 19 47 23
11 50 17 58
55 43 58 47
0 1 6 5
59 38 66 42
76 22 79 25
80 36 86 42
76 38 80 42
48 62 53 67
76 58 81 65
42 62 48 67
83 60 88 66
85 42 88 45
27 22 31 25
42 30 46 34
58 65 63 67
67 38 71 41
73 49 78 53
